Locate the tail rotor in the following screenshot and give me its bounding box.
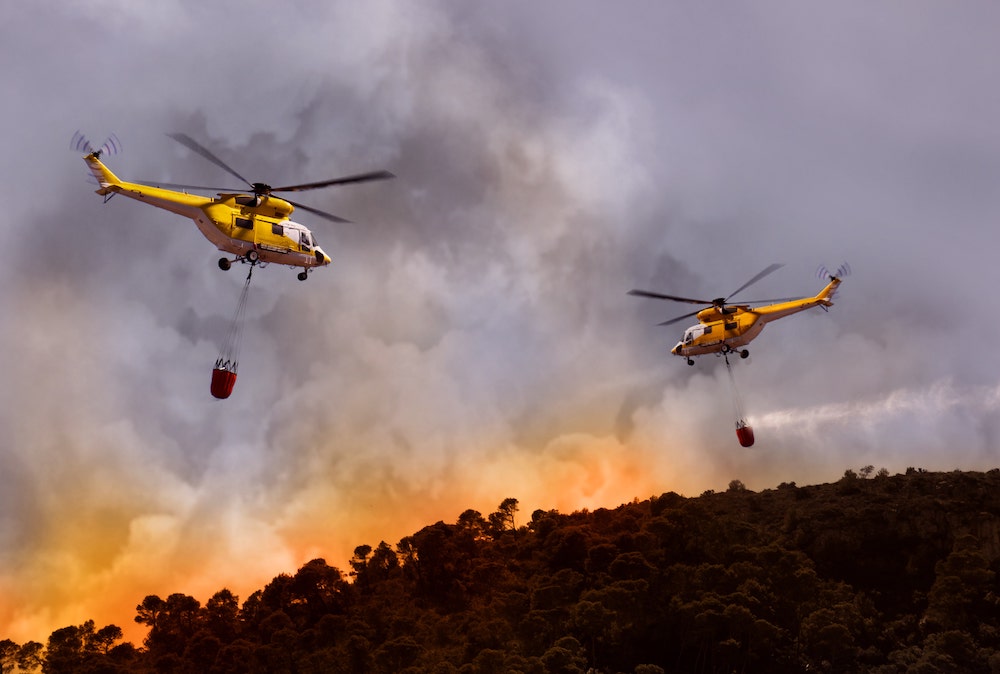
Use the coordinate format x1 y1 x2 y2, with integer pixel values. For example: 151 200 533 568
817 262 851 281
72 131 121 158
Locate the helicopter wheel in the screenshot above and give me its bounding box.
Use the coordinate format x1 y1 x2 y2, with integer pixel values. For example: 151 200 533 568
246 250 260 264
218 258 231 271
687 358 695 366
740 349 749 359
297 271 308 282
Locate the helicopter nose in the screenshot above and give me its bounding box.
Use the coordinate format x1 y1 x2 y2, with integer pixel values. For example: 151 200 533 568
314 248 331 265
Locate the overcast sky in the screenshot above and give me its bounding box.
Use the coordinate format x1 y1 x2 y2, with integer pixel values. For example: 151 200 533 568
3 0 1000 643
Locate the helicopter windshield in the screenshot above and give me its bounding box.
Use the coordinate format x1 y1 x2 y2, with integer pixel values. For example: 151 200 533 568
285 222 315 250
684 325 708 344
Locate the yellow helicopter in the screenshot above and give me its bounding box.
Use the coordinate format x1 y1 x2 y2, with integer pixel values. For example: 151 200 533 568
78 133 394 281
629 263 847 365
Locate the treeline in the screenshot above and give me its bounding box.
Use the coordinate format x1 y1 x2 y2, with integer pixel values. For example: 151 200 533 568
4 469 1000 673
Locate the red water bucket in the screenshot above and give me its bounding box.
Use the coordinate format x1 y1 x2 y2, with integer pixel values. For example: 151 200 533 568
211 367 237 399
736 423 755 447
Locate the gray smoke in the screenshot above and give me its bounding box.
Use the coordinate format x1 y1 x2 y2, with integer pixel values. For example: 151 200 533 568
1 0 999 643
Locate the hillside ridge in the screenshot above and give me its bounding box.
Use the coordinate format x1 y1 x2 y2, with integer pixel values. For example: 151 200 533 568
5 468 1000 673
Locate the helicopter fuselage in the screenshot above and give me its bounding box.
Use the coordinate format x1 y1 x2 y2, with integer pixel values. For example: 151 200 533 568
83 153 331 273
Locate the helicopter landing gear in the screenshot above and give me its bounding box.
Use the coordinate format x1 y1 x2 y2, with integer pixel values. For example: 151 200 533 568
297 271 309 281
219 252 264 272
687 358 695 366
721 345 750 359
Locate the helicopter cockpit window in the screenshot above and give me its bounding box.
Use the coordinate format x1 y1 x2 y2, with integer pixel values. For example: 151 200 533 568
299 231 312 249
684 326 706 344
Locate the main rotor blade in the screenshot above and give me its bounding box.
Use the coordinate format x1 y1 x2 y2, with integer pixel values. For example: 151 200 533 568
285 197 352 223
726 263 784 301
272 170 396 192
167 133 252 188
627 289 714 305
658 309 704 326
136 180 244 193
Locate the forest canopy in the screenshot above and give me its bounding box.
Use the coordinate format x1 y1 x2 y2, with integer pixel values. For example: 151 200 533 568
4 468 1000 673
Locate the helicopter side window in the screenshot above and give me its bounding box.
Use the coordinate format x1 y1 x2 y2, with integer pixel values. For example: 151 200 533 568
235 217 253 230
725 321 738 331
272 223 284 236
235 196 256 206
299 231 312 249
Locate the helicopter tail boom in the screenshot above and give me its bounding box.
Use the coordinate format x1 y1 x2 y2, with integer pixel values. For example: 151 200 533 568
83 151 213 218
83 152 123 195
753 275 842 323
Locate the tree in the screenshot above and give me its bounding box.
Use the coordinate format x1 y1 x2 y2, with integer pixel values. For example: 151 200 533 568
918 630 985 671
204 588 240 643
349 545 372 581
367 541 399 586
569 600 613 663
924 535 994 631
214 639 254 672
44 625 84 674
134 595 167 635
540 636 588 674
346 634 373 674
135 593 202 657
289 558 348 625
407 522 466 605
88 624 123 655
456 509 487 538
0 640 17 674
373 636 422 672
488 498 519 537
799 604 862 671
17 642 43 672
182 630 221 672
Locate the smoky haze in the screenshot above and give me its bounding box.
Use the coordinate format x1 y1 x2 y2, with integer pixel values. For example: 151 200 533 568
2 0 999 643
